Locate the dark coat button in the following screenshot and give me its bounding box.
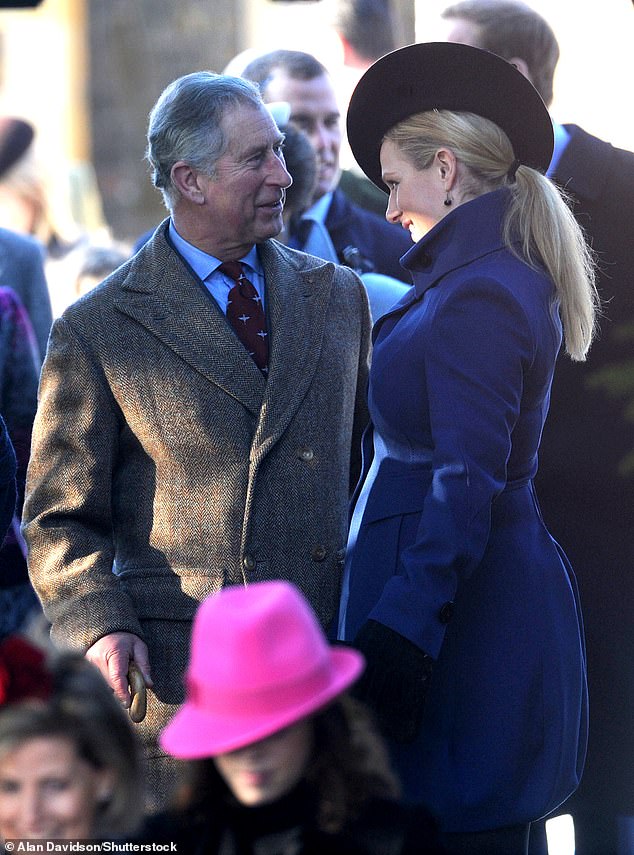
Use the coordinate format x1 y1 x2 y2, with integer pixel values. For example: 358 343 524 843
298 447 314 461
439 601 455 623
311 545 327 562
242 553 256 571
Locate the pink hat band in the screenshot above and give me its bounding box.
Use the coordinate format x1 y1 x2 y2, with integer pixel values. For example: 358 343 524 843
160 581 364 758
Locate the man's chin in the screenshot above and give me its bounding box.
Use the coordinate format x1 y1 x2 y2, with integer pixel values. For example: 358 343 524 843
316 170 341 200
256 217 285 242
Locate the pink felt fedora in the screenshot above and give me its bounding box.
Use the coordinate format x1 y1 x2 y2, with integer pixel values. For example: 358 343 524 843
160 581 364 758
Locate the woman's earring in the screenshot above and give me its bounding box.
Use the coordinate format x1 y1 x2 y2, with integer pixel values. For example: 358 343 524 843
444 191 452 207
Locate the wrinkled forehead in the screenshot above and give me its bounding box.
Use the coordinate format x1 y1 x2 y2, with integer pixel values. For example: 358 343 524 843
220 103 283 155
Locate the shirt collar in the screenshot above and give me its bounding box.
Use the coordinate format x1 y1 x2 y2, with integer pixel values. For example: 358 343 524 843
546 122 571 177
301 192 333 225
168 220 262 279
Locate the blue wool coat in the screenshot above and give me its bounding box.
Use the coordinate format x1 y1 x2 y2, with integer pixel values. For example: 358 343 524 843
339 189 588 833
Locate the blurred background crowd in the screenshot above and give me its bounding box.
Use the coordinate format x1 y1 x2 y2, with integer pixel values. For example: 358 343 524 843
0 0 632 285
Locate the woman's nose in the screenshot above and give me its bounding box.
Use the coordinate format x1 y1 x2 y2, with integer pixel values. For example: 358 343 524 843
386 195 401 224
21 790 46 835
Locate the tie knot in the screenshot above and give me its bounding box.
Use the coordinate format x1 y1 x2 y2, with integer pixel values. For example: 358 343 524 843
218 261 244 282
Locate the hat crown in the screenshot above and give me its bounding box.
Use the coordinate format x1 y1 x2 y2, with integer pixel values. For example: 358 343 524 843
187 581 330 697
347 42 553 191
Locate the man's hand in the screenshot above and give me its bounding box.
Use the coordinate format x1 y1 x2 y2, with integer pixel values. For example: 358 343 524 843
86 631 153 708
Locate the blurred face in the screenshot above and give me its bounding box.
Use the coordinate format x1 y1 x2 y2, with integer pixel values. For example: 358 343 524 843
381 139 448 243
213 719 314 807
192 103 291 257
0 736 112 840
263 70 342 201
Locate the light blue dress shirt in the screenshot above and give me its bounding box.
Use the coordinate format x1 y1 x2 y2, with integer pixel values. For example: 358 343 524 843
547 122 571 178
168 220 266 314
299 192 339 262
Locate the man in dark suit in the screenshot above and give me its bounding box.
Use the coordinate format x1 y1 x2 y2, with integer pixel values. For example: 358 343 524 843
242 49 412 283
0 227 52 363
443 3 634 853
24 72 371 809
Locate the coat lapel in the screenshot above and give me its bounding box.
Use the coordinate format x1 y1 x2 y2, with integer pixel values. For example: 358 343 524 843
112 225 335 450
113 223 265 416
252 240 335 457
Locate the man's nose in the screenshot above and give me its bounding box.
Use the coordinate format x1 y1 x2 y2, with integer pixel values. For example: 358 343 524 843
312 123 336 153
267 152 292 188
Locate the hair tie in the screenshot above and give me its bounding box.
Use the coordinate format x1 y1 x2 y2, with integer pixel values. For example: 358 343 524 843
507 158 521 183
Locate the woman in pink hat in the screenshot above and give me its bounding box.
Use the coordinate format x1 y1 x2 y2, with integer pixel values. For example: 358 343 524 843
141 580 442 854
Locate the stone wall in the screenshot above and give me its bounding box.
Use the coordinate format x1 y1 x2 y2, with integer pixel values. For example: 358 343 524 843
88 0 242 242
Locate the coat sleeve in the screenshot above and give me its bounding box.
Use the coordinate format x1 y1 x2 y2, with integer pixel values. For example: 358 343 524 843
0 415 16 547
369 276 535 656
23 315 143 649
0 288 40 510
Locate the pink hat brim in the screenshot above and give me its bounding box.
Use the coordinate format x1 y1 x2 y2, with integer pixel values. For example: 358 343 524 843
160 647 364 758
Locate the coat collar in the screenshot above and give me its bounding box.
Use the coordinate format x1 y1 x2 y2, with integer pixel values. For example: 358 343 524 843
113 221 335 451
372 189 511 332
554 124 612 203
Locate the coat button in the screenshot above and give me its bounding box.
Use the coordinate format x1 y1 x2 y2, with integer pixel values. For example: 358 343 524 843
298 447 314 462
242 554 256 572
439 601 455 623
311 545 327 562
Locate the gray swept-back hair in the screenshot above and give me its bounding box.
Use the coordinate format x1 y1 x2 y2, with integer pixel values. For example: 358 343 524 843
146 71 264 210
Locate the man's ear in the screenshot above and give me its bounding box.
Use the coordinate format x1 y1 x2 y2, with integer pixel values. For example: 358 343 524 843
171 161 206 204
508 56 533 85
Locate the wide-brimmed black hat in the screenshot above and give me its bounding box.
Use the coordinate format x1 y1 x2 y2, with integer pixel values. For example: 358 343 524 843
347 42 553 190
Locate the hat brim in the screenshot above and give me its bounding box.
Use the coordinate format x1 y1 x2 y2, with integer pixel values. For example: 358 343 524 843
160 647 364 758
347 41 553 192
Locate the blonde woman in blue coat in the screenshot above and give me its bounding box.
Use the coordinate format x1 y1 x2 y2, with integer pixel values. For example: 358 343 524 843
337 43 598 854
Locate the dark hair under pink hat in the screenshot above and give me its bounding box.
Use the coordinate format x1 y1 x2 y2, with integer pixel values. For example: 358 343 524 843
160 581 364 758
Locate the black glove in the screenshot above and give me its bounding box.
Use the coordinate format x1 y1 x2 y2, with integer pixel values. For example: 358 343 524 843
353 619 433 744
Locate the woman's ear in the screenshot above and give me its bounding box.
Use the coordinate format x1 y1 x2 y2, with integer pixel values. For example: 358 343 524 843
171 161 206 205
435 149 458 190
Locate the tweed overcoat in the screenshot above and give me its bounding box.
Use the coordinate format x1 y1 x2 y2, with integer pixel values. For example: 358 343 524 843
339 190 588 833
23 220 371 805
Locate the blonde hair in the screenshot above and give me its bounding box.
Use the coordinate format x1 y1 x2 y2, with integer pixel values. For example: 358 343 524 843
385 110 599 360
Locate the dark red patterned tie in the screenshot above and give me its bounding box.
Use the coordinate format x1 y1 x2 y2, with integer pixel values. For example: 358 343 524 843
220 261 268 374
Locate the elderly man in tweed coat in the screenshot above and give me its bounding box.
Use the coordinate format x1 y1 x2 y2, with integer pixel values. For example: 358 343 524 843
23 72 371 808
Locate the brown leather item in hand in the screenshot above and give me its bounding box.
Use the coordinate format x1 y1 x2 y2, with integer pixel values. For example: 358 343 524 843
127 661 147 723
